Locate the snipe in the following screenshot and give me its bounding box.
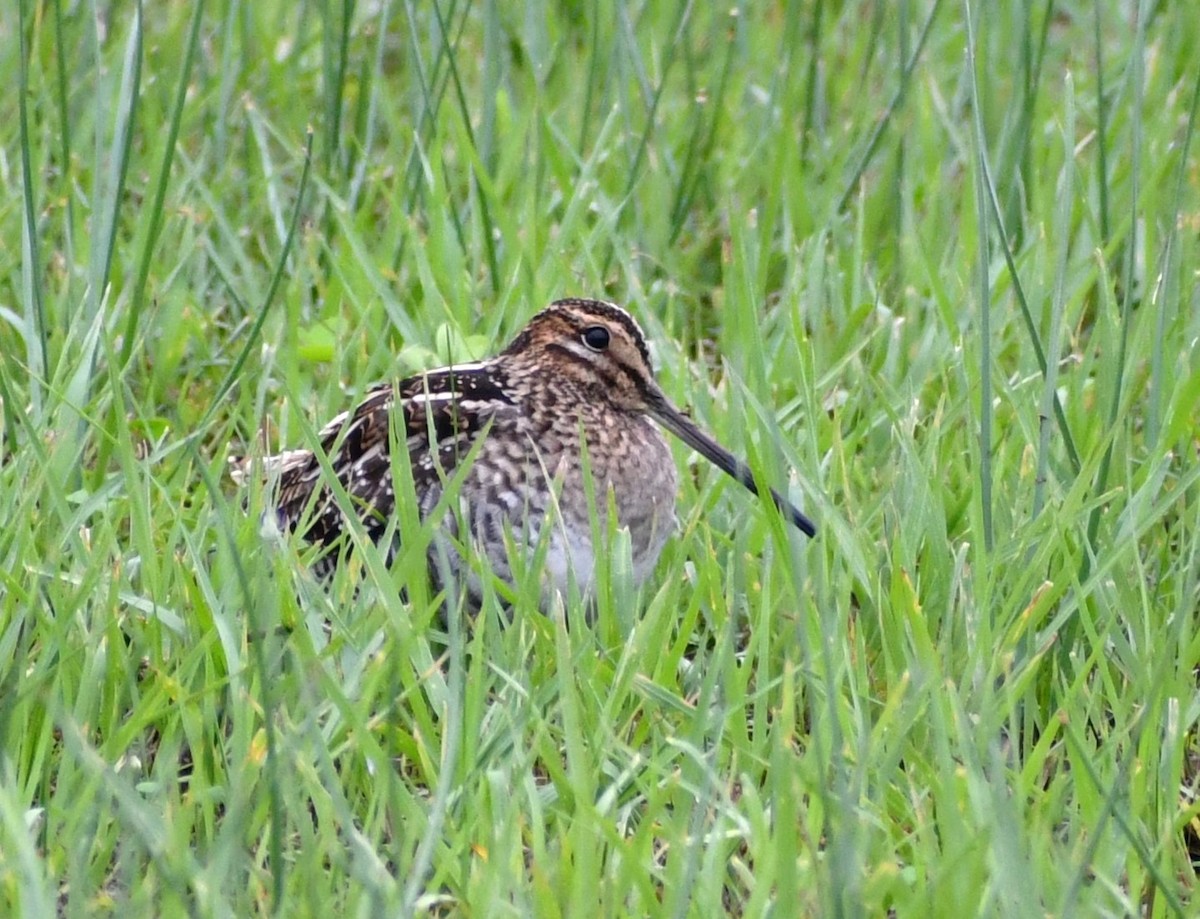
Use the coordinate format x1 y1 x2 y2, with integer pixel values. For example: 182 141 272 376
232 298 816 606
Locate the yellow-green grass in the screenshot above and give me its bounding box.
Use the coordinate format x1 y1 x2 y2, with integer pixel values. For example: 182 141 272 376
2 1 1198 915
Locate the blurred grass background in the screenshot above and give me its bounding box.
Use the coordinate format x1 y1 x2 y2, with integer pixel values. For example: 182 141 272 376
2 0 1199 915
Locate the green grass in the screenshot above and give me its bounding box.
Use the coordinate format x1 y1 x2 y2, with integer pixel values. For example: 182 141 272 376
2 0 1199 915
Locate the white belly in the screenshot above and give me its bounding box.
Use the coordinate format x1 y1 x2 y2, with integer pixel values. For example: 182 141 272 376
541 498 675 599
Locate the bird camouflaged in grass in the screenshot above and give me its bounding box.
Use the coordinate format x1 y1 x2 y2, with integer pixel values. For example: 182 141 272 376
231 298 816 608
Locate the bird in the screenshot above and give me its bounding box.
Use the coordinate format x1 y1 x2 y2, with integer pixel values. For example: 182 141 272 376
231 298 816 608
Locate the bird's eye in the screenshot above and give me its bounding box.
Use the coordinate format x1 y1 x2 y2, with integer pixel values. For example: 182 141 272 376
582 326 611 351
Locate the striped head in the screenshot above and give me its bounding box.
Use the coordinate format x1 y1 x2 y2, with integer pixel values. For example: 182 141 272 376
499 298 657 411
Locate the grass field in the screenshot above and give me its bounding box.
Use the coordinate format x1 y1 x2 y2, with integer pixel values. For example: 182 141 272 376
3 0 1199 915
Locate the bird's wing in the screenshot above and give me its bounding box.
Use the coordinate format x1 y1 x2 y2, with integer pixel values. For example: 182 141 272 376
237 363 516 552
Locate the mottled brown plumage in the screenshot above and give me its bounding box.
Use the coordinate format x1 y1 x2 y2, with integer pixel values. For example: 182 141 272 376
232 298 815 605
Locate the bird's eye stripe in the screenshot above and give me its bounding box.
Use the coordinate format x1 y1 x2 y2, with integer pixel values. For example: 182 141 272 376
546 341 595 364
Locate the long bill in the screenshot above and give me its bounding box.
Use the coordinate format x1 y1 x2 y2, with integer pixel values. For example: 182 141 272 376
644 387 817 537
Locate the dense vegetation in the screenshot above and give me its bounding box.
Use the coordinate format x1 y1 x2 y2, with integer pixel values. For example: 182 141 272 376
2 1 1198 915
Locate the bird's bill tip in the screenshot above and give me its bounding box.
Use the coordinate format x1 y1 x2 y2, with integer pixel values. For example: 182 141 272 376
644 389 816 537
